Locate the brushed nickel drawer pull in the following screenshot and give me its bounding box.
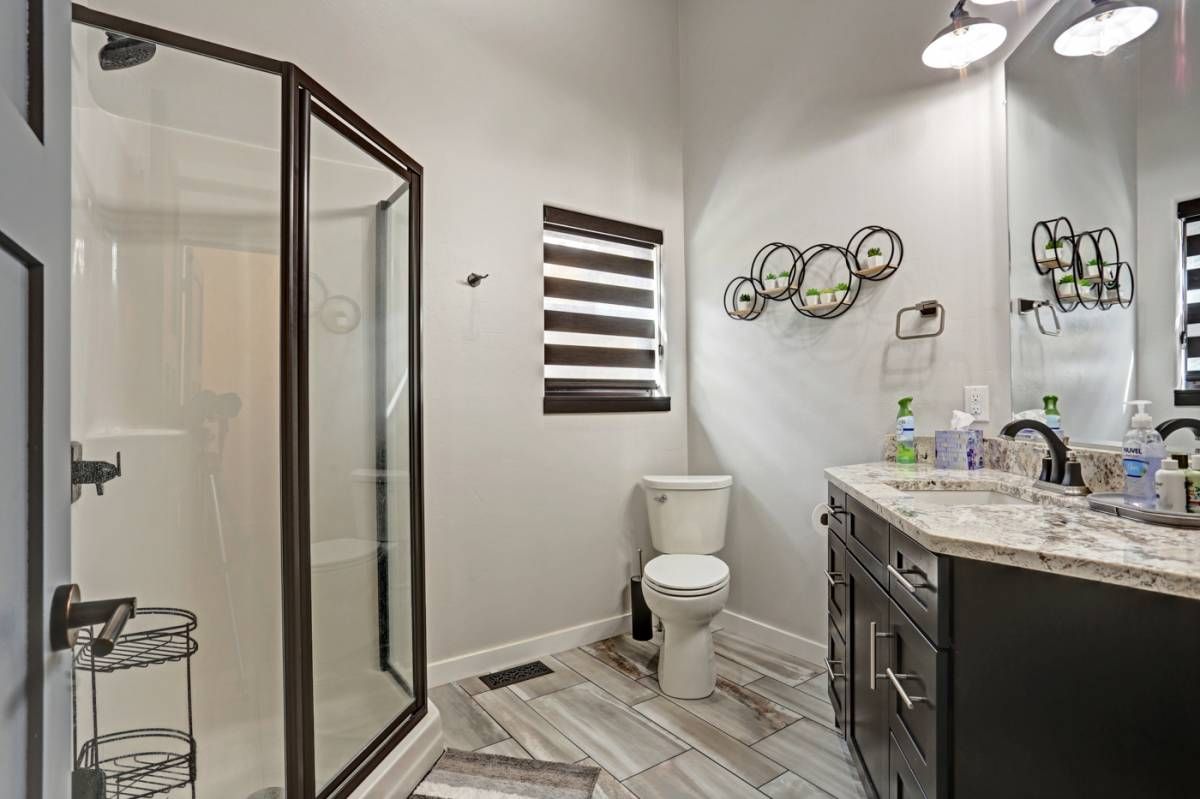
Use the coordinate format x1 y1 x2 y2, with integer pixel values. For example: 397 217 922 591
825 657 845 682
887 564 923 594
885 667 928 710
869 622 892 690
826 570 846 587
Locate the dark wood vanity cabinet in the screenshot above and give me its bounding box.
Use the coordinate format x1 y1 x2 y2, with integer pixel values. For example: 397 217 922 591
827 482 1200 799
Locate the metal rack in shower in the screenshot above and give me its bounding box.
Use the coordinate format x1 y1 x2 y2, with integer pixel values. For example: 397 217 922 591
73 608 198 798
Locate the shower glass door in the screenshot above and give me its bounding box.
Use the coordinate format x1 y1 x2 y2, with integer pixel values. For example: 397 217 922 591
304 100 421 791
68 7 426 798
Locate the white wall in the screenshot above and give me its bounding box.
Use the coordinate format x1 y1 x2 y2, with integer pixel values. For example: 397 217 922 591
1007 0 1139 446
678 0 1047 652
84 0 689 670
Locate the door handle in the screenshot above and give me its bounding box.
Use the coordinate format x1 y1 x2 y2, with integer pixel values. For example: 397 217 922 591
869 620 892 691
50 584 136 656
825 570 845 587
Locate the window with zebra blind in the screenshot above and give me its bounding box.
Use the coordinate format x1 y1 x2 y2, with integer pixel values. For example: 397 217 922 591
542 205 669 413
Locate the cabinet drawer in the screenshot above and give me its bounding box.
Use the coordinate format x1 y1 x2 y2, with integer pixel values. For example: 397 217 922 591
888 529 948 646
827 483 847 542
828 530 848 639
889 733 929 799
826 616 847 731
888 599 945 799
846 495 888 584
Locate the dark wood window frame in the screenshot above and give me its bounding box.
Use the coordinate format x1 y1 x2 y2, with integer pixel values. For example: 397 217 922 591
543 206 670 414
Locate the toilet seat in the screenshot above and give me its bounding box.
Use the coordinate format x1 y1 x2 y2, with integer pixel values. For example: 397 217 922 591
644 554 729 597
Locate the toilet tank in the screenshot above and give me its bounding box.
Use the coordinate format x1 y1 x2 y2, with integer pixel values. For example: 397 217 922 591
642 475 732 554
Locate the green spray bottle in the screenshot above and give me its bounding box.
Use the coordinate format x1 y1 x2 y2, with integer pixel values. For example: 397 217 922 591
1043 395 1062 438
897 397 916 464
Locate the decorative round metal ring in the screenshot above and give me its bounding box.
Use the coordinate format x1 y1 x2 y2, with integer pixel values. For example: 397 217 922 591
749 242 802 301
846 225 902 282
1065 229 1102 311
724 276 766 320
1032 217 1076 275
789 244 860 320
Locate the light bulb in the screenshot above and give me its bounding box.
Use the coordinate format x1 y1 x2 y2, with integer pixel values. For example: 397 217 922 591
1053 1 1158 57
922 13 1008 69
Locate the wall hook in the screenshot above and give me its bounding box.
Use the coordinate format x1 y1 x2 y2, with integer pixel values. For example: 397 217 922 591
466 272 489 287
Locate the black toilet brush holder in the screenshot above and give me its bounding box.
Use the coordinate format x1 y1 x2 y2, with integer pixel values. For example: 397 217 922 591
631 549 653 641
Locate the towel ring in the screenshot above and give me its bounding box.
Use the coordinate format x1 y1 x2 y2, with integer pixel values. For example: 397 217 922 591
895 300 945 340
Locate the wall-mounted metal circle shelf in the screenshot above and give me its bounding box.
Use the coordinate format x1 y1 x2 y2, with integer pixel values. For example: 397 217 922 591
1032 217 1133 313
723 225 903 321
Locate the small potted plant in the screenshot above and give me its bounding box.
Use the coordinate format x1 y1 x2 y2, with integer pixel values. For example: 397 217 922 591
1057 273 1078 299
805 287 822 306
1043 239 1069 267
735 292 754 317
864 246 885 271
1084 257 1103 280
821 286 837 305
1078 277 1095 296
764 272 782 294
833 281 850 303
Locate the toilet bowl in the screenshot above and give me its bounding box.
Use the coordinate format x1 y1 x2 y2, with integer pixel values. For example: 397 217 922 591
641 474 733 699
641 553 730 698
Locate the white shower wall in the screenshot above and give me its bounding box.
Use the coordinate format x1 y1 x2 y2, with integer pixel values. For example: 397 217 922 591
69 25 414 794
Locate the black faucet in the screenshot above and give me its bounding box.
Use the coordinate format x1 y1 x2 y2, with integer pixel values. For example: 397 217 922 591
998 419 1088 493
1156 418 1200 440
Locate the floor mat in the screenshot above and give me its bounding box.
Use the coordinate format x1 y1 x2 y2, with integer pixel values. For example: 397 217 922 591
411 749 599 799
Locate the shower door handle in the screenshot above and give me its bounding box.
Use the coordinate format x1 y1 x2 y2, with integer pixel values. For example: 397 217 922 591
50 584 137 656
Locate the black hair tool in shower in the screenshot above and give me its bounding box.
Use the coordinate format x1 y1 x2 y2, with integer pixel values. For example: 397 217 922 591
631 548 653 641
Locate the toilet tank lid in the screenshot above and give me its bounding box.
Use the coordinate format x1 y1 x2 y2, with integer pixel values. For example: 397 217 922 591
642 475 732 490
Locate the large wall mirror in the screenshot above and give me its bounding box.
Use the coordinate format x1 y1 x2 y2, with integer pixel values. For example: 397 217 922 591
1008 0 1198 448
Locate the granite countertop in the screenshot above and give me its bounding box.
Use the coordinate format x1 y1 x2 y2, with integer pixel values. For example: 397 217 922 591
825 462 1200 601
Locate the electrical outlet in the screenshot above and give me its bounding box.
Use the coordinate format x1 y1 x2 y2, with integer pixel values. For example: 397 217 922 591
964 385 990 422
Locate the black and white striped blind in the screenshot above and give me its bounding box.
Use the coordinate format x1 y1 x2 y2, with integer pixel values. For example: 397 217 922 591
1181 199 1200 386
542 206 666 412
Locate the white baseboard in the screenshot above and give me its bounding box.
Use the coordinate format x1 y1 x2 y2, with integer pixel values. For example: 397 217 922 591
429 613 632 687
716 609 826 665
351 701 444 798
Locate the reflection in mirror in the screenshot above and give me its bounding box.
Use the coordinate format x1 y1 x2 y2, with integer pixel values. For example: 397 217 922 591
1008 0 1199 447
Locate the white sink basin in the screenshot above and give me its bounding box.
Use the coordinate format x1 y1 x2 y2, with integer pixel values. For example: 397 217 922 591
905 489 1033 507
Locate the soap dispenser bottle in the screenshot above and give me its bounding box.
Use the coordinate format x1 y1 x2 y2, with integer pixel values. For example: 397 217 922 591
1123 400 1165 508
896 396 916 464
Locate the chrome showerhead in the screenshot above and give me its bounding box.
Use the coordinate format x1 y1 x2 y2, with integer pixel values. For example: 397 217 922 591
99 33 156 71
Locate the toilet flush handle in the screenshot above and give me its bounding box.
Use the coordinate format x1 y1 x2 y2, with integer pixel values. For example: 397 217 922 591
654 494 668 503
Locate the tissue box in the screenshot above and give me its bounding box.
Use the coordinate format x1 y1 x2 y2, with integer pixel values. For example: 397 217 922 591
935 429 984 470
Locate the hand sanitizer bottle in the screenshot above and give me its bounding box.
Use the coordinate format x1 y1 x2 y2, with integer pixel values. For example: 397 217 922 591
896 397 916 464
1123 400 1165 508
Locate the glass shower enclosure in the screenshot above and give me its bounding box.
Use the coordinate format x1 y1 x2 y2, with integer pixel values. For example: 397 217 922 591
69 6 425 797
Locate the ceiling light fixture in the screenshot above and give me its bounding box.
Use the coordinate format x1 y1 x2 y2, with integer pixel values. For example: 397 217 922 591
1053 0 1158 57
922 1 1009 70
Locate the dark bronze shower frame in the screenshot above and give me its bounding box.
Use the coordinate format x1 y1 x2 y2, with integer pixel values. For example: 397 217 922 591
70 7 428 799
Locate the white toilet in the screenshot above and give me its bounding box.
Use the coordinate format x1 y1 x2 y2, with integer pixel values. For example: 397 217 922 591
640 474 732 699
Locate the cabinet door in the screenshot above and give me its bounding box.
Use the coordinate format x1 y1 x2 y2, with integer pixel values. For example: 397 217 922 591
848 553 890 798
828 529 848 639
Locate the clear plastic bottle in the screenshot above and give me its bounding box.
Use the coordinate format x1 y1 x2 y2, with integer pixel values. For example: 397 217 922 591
896 397 916 465
1122 401 1165 508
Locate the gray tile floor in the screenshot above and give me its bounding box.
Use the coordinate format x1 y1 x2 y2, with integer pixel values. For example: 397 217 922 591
428 630 868 798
